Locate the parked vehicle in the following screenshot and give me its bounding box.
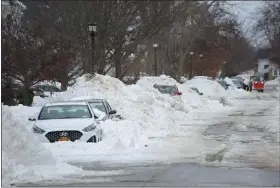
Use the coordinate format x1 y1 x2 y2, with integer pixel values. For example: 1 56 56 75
192 76 214 81
231 79 243 89
231 76 246 89
153 84 182 96
217 80 230 90
29 101 102 143
71 98 118 121
249 76 265 92
190 87 203 95
31 84 61 98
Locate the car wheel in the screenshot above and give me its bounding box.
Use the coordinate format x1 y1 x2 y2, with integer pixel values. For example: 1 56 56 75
260 90 264 92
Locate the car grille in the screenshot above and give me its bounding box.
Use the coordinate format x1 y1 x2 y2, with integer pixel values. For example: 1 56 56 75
45 131 83 143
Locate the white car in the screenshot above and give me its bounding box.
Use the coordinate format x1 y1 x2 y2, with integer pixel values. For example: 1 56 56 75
29 101 102 143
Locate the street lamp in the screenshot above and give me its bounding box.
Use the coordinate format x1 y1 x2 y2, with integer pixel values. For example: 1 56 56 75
189 51 194 79
153 43 158 76
200 54 204 76
88 23 97 74
222 61 226 78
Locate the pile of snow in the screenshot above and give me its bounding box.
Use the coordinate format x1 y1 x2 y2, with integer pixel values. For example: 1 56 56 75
11 74 247 164
136 75 220 111
183 78 235 106
2 105 82 186
266 76 280 85
136 75 178 90
29 74 232 154
239 69 254 78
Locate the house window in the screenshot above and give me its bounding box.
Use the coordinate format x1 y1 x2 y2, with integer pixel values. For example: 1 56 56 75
272 69 279 76
264 65 269 69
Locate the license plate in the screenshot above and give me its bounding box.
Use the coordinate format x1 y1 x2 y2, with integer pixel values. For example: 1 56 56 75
59 137 70 141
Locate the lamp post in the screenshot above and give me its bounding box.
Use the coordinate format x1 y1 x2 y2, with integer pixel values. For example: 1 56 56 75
189 51 194 79
153 43 158 76
88 23 97 74
199 54 204 76
222 61 226 78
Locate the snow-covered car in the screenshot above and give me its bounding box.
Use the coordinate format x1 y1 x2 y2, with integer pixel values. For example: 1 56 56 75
153 84 182 96
29 101 102 143
71 97 118 121
192 76 214 81
231 79 243 89
231 76 245 89
217 80 230 90
31 84 61 98
190 87 203 95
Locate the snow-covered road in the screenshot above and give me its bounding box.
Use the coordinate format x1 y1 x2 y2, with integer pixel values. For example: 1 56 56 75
15 84 280 187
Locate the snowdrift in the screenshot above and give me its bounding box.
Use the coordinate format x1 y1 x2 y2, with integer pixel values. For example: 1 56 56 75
266 76 280 85
28 74 234 155
2 105 81 186
6 74 249 165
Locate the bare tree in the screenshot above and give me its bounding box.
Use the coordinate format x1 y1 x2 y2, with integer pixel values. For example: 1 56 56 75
256 1 280 65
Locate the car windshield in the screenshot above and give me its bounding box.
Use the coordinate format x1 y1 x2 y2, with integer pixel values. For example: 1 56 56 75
38 105 92 120
88 102 106 113
154 85 177 94
218 81 226 85
232 79 240 84
253 77 263 81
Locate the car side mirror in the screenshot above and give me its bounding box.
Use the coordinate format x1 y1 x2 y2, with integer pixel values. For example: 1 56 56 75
28 116 36 121
109 110 117 115
94 113 100 119
177 92 182 95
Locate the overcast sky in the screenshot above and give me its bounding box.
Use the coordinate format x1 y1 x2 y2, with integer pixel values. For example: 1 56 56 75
227 1 267 47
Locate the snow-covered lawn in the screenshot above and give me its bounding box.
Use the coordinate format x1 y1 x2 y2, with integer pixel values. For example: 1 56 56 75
3 74 275 185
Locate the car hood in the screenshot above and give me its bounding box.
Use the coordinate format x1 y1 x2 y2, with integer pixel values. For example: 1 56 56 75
35 118 96 131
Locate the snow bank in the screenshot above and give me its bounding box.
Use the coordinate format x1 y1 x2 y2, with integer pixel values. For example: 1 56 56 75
29 74 228 156
184 78 226 98
183 78 236 106
2 105 81 186
14 74 243 165
266 76 280 85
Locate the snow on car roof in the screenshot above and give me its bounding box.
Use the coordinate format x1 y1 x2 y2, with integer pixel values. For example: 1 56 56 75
70 96 104 101
45 101 88 106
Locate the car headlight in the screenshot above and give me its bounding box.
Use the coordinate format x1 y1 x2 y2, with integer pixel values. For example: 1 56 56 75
83 123 97 132
32 125 45 134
